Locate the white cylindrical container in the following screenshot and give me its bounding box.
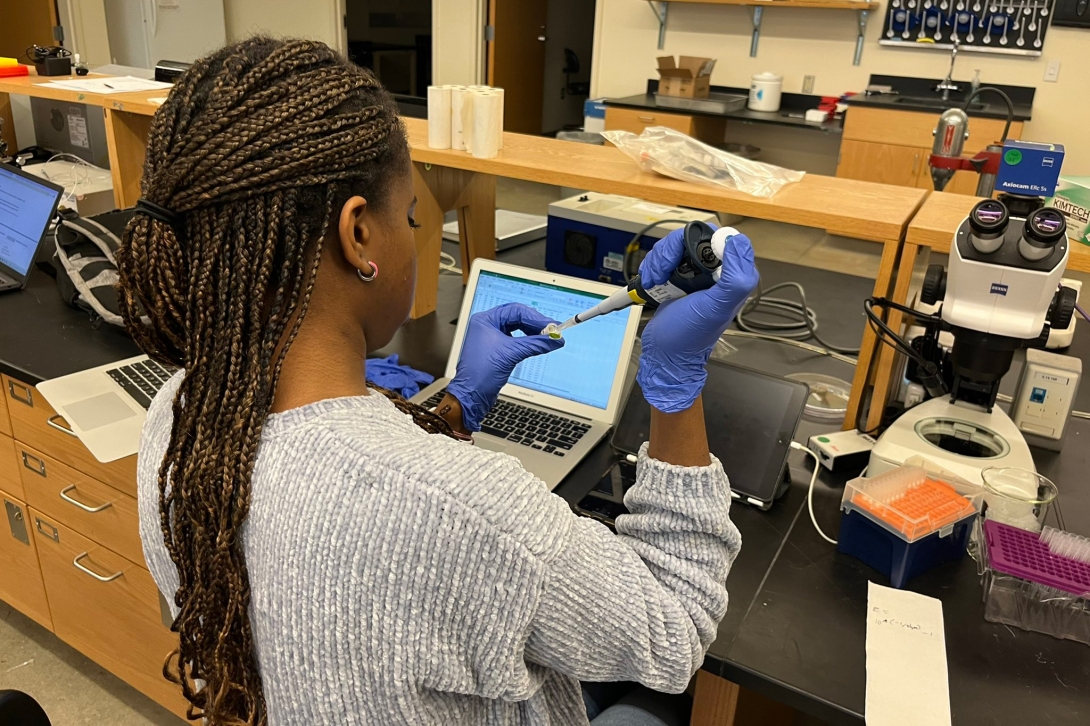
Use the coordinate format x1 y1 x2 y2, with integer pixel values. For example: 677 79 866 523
471 92 501 159
748 72 783 112
450 86 470 151
427 85 452 149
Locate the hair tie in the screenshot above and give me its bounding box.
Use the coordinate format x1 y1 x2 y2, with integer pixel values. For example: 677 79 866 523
134 198 182 230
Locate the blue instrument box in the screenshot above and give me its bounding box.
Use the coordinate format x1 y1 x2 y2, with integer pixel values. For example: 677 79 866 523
996 141 1064 197
545 192 717 286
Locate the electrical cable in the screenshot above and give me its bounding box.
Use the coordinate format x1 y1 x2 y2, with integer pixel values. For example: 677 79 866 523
864 297 933 367
738 281 861 355
621 219 697 283
1076 302 1090 325
439 250 462 275
791 441 837 545
720 329 858 366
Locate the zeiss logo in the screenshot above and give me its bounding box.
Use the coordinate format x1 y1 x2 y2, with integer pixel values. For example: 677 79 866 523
990 283 1009 296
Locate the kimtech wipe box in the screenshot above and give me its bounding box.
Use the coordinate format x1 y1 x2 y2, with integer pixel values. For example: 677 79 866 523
655 56 716 99
1046 176 1090 247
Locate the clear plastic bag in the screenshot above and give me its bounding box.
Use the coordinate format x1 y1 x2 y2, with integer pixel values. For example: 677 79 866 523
601 126 805 198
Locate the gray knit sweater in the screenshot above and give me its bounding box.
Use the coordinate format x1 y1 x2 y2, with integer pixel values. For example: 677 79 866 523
139 374 742 725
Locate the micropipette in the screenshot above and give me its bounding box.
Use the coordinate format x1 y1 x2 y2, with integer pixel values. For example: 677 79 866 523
544 221 740 334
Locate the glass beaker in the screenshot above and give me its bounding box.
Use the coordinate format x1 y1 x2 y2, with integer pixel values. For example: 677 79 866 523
980 467 1059 533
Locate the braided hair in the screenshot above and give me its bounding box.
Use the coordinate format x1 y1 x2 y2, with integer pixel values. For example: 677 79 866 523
117 37 455 725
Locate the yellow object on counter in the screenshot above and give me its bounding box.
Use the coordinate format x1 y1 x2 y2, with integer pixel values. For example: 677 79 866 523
0 57 19 67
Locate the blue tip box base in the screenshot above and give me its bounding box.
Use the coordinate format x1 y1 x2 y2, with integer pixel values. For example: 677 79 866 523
837 508 974 588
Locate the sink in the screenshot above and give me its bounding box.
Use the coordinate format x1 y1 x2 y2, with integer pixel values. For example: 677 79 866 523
892 96 988 112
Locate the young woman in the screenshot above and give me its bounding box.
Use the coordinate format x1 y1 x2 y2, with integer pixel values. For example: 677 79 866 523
119 37 757 726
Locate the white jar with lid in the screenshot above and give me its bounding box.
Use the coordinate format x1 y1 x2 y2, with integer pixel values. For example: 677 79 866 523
748 72 783 112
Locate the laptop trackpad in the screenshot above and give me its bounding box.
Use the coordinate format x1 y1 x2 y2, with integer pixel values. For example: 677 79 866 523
64 393 138 431
477 438 509 454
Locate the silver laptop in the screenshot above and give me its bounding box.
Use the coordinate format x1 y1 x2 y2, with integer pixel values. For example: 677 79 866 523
38 356 177 463
412 259 641 490
0 163 64 292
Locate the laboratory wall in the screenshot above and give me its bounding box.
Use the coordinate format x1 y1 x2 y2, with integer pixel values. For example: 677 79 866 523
590 1 1090 175
223 0 342 49
432 0 486 86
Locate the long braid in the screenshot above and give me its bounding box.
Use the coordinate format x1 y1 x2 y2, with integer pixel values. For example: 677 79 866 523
117 38 455 725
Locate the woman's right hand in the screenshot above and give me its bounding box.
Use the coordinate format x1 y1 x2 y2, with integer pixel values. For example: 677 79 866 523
637 228 759 414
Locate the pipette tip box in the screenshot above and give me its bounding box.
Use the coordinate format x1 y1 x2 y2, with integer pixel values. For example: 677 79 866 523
837 466 982 588
981 520 1090 644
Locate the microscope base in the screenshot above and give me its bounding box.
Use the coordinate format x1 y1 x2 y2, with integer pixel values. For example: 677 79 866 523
868 397 1035 486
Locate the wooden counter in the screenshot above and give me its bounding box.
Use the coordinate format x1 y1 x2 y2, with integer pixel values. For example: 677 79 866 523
908 191 1090 273
1 73 926 431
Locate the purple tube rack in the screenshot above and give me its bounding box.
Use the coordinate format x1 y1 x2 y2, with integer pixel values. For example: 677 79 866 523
984 520 1090 598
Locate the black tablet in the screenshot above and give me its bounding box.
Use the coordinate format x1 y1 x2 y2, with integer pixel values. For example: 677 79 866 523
609 359 810 508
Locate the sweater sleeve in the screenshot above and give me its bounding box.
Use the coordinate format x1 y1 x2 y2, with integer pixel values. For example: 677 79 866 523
522 442 740 693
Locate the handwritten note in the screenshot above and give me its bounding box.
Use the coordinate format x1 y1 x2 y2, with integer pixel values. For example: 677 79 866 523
866 582 952 726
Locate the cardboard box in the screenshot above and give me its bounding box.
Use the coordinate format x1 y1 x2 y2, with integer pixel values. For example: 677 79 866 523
995 140 1064 197
656 56 716 99
1046 176 1090 246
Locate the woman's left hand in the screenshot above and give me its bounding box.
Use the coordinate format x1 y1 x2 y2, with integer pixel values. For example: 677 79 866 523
446 303 565 432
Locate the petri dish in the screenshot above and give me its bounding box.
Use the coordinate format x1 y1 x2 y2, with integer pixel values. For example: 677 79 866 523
786 372 851 423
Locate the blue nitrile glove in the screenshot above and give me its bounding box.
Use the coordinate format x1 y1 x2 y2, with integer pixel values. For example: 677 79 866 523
446 303 566 432
637 226 760 413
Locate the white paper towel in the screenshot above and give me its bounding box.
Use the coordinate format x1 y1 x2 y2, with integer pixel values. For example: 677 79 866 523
451 86 470 151
427 85 451 149
471 91 501 159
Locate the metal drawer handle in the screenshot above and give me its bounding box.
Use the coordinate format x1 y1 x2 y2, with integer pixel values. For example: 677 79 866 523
7 380 33 406
60 485 113 513
21 451 46 477
73 552 123 582
637 115 655 122
47 415 78 437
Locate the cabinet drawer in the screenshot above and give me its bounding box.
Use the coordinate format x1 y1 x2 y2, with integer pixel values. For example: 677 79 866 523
18 443 143 565
3 374 138 497
0 488 53 631
0 379 10 437
31 510 187 718
605 106 696 135
1 433 21 500
842 105 1023 153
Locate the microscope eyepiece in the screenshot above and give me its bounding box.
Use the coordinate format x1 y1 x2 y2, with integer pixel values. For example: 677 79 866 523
968 200 1009 254
1019 208 1067 261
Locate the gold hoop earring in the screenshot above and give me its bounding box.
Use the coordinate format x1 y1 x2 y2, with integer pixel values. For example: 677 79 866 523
357 261 379 282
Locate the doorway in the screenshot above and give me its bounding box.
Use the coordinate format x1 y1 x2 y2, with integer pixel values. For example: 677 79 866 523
345 0 432 98
486 0 594 136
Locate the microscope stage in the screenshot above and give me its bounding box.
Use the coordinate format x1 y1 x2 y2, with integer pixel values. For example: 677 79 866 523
868 398 1035 485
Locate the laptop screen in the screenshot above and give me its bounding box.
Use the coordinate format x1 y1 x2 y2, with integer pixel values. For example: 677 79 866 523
466 270 630 410
0 165 62 277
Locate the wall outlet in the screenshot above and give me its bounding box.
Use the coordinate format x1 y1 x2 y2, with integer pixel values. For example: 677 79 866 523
1044 60 1061 83
802 75 815 94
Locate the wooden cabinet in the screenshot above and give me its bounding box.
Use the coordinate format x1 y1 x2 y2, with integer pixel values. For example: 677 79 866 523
2 374 138 496
837 140 927 188
604 106 727 143
32 510 187 717
0 378 11 437
18 443 143 565
0 487 53 630
0 373 184 719
837 105 1024 195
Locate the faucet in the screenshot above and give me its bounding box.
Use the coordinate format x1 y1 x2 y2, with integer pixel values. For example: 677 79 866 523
935 40 960 101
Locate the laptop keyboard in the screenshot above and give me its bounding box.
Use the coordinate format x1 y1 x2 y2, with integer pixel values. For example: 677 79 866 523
107 359 177 410
421 389 590 456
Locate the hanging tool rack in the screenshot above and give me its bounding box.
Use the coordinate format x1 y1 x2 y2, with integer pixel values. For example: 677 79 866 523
878 0 1055 55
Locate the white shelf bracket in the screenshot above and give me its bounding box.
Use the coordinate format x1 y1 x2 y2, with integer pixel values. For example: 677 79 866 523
750 7 764 58
854 9 870 66
647 1 669 50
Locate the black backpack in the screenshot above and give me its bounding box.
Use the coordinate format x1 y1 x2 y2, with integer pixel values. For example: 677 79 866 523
52 208 134 327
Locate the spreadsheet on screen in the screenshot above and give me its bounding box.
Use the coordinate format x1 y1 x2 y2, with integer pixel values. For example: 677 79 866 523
467 271 629 410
